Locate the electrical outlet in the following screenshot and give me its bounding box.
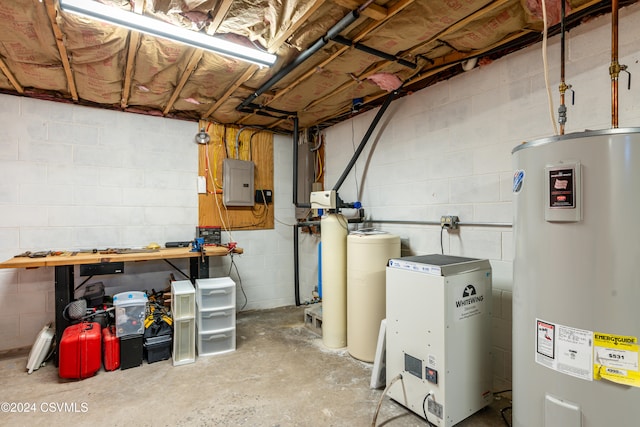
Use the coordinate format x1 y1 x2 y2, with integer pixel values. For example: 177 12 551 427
440 215 459 229
255 189 273 204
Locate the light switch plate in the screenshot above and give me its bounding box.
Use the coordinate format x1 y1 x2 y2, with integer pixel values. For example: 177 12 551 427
197 176 206 194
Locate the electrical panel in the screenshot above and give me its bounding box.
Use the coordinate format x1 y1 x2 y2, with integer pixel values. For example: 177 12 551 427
386 254 493 427
223 159 255 207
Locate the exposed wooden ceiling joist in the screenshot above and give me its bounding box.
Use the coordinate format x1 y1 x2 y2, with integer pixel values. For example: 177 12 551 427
121 0 145 109
207 0 234 35
121 32 141 109
332 0 388 21
163 50 204 115
203 65 259 118
0 57 23 94
44 0 78 101
268 0 326 52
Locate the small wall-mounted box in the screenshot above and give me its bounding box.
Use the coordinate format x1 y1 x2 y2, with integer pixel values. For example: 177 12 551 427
255 189 272 204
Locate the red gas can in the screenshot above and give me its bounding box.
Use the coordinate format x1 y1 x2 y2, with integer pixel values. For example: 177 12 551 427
102 326 120 371
59 322 102 379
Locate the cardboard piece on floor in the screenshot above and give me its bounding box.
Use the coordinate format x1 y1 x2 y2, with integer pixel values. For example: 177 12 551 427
370 319 386 389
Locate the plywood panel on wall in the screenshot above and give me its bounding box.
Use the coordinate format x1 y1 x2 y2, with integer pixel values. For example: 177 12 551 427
198 122 274 231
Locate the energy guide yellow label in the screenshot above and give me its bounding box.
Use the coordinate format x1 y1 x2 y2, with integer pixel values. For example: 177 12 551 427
593 333 640 387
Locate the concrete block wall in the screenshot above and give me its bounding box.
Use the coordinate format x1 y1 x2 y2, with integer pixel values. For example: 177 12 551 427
0 98 305 351
321 3 640 391
0 97 198 351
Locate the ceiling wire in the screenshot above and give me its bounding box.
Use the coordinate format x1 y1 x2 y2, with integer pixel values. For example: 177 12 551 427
541 0 559 136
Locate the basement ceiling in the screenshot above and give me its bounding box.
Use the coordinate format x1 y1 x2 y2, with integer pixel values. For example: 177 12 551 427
0 0 632 133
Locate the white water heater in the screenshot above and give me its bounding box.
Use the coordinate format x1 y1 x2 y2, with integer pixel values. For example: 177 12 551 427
386 254 492 426
512 129 640 427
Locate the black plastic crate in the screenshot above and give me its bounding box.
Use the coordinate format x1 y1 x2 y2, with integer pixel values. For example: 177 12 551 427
144 335 172 363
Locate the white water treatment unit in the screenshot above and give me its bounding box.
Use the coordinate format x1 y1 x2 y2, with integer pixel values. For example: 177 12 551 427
386 254 493 426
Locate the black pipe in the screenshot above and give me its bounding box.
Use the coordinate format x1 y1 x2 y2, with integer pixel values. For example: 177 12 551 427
332 36 417 69
332 87 401 192
293 116 308 307
293 116 299 205
236 108 289 120
238 10 360 112
254 110 288 119
244 103 296 116
293 117 300 305
293 224 301 306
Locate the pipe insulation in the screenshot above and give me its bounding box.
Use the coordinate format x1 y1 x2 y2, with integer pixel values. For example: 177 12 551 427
321 213 348 348
237 10 360 112
347 232 400 362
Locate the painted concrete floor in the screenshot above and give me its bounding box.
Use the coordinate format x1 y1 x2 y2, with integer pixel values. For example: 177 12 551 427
0 306 512 426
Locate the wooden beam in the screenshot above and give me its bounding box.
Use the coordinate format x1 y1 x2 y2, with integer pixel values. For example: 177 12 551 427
332 0 388 21
0 57 23 94
207 0 234 35
268 0 326 52
121 32 141 109
397 0 512 60
163 50 204 115
203 65 259 118
44 0 78 101
120 1 144 109
266 117 287 130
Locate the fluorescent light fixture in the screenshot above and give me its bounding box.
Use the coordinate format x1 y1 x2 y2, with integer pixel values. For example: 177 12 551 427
59 0 277 67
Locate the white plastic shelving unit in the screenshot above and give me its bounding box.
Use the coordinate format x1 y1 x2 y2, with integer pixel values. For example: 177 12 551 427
171 280 196 366
195 277 236 357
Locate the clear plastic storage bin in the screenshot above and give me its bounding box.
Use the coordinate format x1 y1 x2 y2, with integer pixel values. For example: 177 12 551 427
196 326 235 357
171 280 195 320
195 277 235 309
113 291 148 337
197 307 235 333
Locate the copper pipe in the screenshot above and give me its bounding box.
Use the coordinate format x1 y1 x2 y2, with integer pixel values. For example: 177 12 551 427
611 0 618 129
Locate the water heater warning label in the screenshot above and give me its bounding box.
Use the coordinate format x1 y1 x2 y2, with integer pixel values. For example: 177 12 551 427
535 319 593 381
536 320 555 359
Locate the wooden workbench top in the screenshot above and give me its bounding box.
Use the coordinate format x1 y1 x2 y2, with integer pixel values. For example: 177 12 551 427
0 246 243 269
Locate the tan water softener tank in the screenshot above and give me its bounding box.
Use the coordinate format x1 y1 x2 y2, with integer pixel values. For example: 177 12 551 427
347 231 400 361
